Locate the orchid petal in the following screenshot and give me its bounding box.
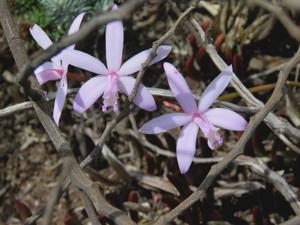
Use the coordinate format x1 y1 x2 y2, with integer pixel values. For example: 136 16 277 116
118 45 172 76
60 49 108 75
73 75 106 113
67 12 85 50
106 5 123 71
62 61 69 72
139 113 192 134
34 62 63 85
204 108 248 131
194 116 223 150
29 24 53 49
68 12 85 35
163 62 197 114
176 122 199 174
51 57 62 68
118 76 156 111
198 65 233 112
207 129 223 150
53 74 68 125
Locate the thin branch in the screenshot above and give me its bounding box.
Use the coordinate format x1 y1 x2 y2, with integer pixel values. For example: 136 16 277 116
249 0 300 42
148 87 257 113
24 207 44 225
0 101 32 118
127 1 200 103
43 159 72 225
280 216 300 225
126 129 223 163
78 191 101 225
237 156 300 215
70 166 135 225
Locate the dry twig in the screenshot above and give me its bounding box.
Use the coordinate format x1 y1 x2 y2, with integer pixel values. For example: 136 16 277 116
280 216 300 225
0 101 32 118
249 0 300 42
78 191 101 225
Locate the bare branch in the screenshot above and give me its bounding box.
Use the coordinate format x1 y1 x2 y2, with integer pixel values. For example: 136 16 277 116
126 129 224 163
280 216 300 225
78 191 101 225
0 101 32 118
237 156 300 214
148 87 257 113
70 166 135 225
249 0 300 42
43 159 72 225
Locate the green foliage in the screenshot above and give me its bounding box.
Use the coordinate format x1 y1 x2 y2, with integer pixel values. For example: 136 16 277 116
13 0 41 15
39 0 114 26
14 0 114 43
14 0 53 34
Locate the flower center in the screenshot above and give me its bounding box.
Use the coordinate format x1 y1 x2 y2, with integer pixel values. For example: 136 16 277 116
193 111 223 149
102 71 120 112
192 112 201 119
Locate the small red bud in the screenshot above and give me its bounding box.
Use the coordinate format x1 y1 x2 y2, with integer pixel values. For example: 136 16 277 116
214 33 225 50
183 54 194 73
196 47 206 61
200 20 210 31
128 191 138 202
162 101 182 112
188 33 196 46
223 48 233 63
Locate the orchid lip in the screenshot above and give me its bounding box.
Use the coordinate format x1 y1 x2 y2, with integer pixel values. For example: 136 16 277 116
102 70 120 112
192 111 223 150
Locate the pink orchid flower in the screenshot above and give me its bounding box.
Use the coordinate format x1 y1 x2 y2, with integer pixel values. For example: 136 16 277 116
139 63 248 174
29 13 85 125
60 5 172 113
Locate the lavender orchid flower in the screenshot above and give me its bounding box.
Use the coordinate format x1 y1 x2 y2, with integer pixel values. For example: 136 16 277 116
60 5 172 113
139 63 248 174
30 13 85 125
